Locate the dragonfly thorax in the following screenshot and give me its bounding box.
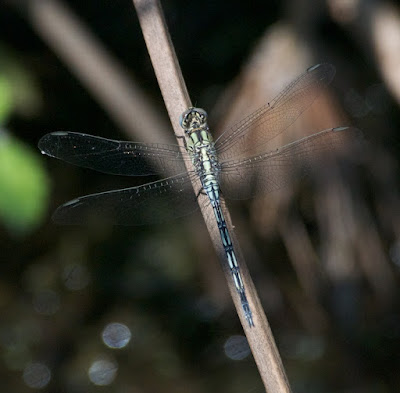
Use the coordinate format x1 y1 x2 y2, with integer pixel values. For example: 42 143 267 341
179 108 220 179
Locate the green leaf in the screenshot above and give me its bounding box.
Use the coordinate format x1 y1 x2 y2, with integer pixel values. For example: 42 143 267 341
0 45 42 125
0 75 13 124
0 131 50 235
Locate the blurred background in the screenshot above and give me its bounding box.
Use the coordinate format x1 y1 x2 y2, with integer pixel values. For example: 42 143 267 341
0 0 400 392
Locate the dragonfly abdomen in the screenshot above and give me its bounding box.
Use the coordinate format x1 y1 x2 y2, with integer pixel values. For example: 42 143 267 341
203 181 254 327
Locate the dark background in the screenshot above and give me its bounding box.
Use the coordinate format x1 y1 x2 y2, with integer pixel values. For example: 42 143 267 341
0 0 399 392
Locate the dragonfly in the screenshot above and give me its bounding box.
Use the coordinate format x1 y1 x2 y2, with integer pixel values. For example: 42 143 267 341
39 64 361 327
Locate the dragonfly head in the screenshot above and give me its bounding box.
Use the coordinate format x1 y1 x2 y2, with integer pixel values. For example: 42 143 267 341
179 107 208 133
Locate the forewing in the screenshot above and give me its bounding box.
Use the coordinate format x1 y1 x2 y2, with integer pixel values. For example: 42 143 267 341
215 64 336 160
39 132 189 176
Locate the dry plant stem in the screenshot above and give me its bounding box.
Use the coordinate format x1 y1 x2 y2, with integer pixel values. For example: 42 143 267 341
133 0 292 392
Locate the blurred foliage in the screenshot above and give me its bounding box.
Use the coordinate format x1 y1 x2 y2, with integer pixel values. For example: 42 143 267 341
0 131 49 234
0 74 13 123
0 45 42 122
0 46 49 235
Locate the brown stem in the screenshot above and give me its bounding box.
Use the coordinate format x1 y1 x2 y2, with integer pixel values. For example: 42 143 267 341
132 0 292 391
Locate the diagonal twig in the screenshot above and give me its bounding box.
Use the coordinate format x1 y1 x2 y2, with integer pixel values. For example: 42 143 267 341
24 0 170 145
132 0 292 391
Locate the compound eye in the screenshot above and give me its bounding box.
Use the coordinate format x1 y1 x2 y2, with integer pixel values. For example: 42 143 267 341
195 108 207 121
198 108 207 117
179 111 191 129
179 113 185 127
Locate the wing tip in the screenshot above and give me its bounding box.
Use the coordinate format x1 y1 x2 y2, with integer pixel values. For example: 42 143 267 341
51 198 83 225
307 63 336 82
332 126 349 132
38 134 52 155
38 132 69 156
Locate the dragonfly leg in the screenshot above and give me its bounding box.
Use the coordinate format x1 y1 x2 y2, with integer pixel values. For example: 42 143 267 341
175 134 188 150
196 188 207 199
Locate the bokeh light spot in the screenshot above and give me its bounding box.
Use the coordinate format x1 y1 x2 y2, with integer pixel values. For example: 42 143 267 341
223 335 250 360
23 363 51 389
102 322 131 349
62 264 90 291
33 289 60 315
88 358 118 386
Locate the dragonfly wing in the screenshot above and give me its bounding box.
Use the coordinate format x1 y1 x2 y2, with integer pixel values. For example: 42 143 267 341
52 172 199 225
215 64 336 160
219 126 362 200
39 132 189 176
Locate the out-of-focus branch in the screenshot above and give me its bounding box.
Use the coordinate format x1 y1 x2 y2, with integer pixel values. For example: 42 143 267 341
328 0 400 105
23 0 170 145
